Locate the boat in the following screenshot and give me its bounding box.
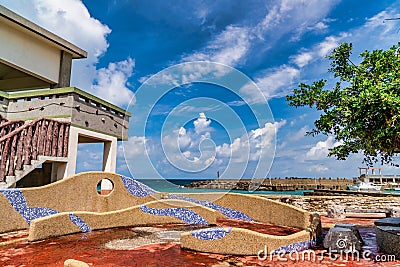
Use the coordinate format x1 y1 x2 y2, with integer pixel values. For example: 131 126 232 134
347 181 381 191
382 182 400 192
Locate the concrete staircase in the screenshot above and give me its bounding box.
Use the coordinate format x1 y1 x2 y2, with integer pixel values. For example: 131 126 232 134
0 117 70 189
0 156 68 189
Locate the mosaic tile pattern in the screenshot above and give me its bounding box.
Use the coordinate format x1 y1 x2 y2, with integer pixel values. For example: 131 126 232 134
271 240 312 254
120 175 157 197
190 227 232 240
68 213 92 233
0 189 58 225
140 204 208 225
168 195 254 222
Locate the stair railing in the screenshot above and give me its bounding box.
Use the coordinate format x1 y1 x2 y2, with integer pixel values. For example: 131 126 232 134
0 118 70 182
0 120 25 138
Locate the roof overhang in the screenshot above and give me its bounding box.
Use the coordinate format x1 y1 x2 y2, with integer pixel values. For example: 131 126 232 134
0 5 87 59
0 5 87 91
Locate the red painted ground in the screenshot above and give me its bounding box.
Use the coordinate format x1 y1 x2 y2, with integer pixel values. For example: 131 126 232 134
0 218 399 266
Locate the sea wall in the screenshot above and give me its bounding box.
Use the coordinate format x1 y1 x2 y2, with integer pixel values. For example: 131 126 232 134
187 178 352 191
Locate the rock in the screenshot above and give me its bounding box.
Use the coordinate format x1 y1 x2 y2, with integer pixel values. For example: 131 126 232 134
374 217 400 227
327 205 345 219
388 207 400 218
64 259 89 267
375 226 400 259
334 223 364 245
323 227 363 252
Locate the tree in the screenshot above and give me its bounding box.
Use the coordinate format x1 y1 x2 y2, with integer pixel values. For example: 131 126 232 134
286 42 400 166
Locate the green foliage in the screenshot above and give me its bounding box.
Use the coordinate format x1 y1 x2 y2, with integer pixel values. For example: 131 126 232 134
286 42 400 166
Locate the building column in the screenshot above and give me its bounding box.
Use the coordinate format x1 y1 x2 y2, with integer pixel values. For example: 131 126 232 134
55 51 72 88
103 137 117 173
64 126 79 178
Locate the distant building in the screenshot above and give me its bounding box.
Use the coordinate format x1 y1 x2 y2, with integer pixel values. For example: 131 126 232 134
359 167 400 185
0 5 130 188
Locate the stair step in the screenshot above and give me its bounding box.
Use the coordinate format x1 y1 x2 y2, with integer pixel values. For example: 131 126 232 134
0 182 10 190
23 164 36 172
14 169 24 177
5 176 16 185
31 160 41 166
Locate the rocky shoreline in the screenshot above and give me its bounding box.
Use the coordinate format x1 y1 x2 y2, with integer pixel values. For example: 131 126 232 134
259 195 400 215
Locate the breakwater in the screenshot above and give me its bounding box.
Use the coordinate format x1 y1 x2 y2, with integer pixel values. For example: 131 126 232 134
186 177 352 191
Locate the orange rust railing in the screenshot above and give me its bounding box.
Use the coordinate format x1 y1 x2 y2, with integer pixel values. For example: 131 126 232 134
0 118 70 182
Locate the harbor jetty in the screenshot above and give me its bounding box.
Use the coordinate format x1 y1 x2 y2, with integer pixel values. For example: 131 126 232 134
186 177 352 191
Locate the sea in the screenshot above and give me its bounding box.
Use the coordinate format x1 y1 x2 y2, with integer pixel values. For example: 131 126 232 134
135 178 311 196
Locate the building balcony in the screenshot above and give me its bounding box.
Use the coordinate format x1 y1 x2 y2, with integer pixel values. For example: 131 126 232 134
0 87 130 141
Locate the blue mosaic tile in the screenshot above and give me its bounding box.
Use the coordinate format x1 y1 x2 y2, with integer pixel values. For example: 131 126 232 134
168 195 254 222
271 240 312 254
68 213 92 233
190 227 232 240
140 204 208 225
0 189 58 225
120 175 157 197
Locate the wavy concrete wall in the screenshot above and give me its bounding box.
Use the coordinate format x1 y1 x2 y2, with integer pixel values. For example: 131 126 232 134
181 227 312 255
0 172 159 233
169 193 312 230
172 193 321 255
0 171 321 256
28 199 218 241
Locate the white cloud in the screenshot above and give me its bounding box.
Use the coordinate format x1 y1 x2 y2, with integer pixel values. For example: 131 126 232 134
3 0 134 106
256 0 339 40
317 35 341 57
240 65 300 102
181 0 339 68
240 32 348 103
216 120 286 162
308 164 329 173
183 26 251 66
91 58 135 106
312 21 329 31
76 143 103 172
365 10 400 36
305 136 342 160
120 136 147 158
289 125 309 142
292 52 314 68
193 112 212 135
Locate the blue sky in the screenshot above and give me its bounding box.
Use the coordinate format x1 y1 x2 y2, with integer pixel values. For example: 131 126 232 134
3 0 400 179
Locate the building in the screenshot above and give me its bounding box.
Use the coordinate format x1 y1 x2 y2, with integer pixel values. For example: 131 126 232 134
359 167 400 185
0 5 130 188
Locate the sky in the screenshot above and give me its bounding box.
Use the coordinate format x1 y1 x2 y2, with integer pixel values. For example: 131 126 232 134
2 0 400 179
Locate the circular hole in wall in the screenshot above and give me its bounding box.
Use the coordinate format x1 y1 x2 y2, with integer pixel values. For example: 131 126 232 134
96 178 114 196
